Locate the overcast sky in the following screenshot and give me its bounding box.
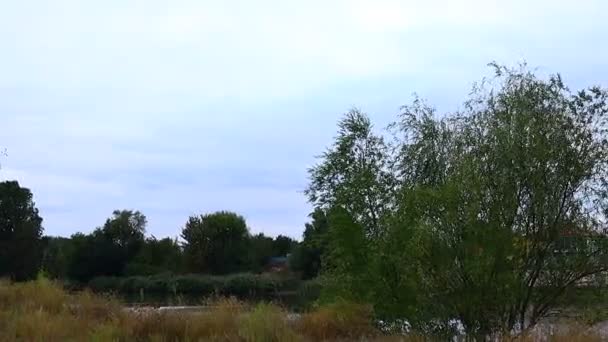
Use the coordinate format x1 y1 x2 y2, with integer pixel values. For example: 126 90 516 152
1 0 607 239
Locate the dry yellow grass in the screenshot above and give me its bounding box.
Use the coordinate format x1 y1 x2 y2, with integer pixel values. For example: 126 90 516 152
0 279 603 341
295 301 377 341
0 279 381 341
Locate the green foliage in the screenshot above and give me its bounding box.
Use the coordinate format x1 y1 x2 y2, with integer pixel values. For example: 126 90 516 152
321 207 371 302
67 210 148 282
40 236 73 279
66 232 103 282
0 181 44 281
294 278 323 310
101 210 146 250
247 233 298 273
181 211 251 274
306 109 396 238
289 209 330 279
248 233 275 273
308 63 608 336
174 274 220 295
272 235 296 256
125 237 183 276
32 208 298 284
223 273 268 297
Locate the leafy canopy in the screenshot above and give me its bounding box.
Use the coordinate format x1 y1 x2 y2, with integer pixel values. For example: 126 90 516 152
181 211 251 275
307 63 608 336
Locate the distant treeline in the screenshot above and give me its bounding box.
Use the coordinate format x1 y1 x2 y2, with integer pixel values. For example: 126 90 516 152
0 186 327 285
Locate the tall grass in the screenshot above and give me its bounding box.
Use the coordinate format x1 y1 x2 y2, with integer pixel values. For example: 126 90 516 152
295 301 377 340
0 279 603 341
0 278 377 341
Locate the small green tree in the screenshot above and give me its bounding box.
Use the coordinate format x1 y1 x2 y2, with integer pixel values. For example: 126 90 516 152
181 211 251 274
100 210 147 254
0 181 44 281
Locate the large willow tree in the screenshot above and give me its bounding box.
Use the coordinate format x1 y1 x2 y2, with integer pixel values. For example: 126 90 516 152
307 64 608 337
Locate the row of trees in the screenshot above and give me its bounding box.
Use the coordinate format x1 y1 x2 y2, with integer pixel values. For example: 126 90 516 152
0 184 303 282
305 64 608 337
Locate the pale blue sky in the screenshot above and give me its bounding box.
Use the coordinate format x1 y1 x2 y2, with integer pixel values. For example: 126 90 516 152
1 0 607 239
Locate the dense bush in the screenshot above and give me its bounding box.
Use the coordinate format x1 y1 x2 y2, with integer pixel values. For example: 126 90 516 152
173 274 220 295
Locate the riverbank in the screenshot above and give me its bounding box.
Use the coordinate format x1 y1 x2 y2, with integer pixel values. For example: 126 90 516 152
86 273 322 312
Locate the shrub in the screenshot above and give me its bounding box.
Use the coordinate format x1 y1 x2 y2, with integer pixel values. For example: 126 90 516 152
144 276 172 293
174 275 220 295
223 273 260 297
